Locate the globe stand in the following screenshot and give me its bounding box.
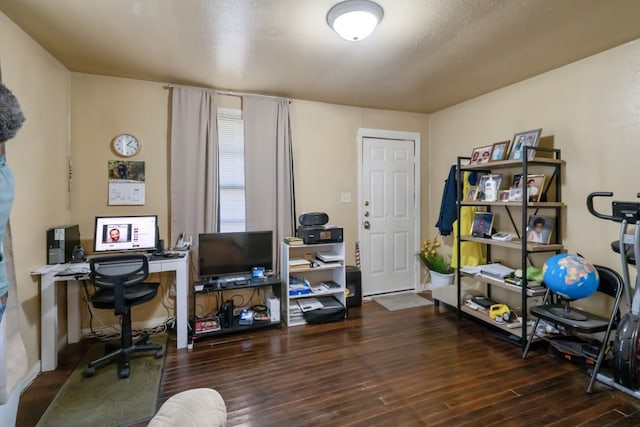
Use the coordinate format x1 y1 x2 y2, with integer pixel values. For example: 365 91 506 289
548 298 588 321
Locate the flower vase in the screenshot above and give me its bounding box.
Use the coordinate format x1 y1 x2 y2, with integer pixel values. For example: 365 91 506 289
429 270 454 288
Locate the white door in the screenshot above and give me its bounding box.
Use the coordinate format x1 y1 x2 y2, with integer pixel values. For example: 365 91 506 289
359 133 419 295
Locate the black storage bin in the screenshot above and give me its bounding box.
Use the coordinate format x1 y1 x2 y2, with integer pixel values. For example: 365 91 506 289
345 265 362 308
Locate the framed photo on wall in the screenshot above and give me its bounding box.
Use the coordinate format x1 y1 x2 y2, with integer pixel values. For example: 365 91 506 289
508 128 543 161
490 140 510 161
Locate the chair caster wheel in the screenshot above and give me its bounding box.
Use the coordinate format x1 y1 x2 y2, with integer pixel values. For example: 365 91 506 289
119 366 130 379
84 366 96 377
155 349 164 359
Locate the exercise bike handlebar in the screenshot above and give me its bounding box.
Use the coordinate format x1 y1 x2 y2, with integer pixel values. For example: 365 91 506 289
587 192 640 222
587 192 616 221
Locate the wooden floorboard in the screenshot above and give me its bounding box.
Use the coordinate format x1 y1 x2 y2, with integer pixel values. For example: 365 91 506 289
16 294 640 426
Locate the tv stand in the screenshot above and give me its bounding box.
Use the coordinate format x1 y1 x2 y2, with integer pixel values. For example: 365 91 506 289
190 275 282 344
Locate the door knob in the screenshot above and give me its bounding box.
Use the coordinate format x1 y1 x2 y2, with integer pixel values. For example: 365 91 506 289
364 221 370 230
364 211 370 217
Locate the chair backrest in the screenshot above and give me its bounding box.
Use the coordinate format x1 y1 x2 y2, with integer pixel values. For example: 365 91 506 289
90 254 150 289
594 264 624 323
90 254 150 315
594 264 624 299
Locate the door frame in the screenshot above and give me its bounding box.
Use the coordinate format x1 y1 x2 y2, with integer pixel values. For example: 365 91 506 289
357 128 421 293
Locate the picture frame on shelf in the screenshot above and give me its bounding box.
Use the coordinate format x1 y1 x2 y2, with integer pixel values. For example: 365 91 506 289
508 187 523 202
525 174 545 202
526 215 554 244
498 190 510 201
470 145 493 165
508 128 543 161
465 185 479 201
490 140 510 161
512 173 523 189
471 212 494 238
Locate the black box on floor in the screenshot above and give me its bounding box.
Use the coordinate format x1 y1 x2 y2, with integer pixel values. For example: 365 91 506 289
302 296 345 324
345 265 362 308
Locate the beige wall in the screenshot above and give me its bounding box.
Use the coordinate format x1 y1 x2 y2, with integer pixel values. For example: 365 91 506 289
290 100 429 265
0 12 71 369
70 74 174 327
428 39 640 310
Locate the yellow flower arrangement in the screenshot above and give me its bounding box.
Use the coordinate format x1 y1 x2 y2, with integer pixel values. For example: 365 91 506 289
418 236 454 274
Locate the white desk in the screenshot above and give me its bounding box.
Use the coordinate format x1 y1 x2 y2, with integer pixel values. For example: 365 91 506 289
32 253 190 372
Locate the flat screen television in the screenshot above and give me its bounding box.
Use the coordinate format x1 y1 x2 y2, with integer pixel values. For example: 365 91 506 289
198 230 273 278
93 215 158 253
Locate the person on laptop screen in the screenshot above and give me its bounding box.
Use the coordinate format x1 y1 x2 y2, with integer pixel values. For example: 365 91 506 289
103 225 130 243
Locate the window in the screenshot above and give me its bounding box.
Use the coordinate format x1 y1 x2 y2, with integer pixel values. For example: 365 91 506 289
217 108 245 232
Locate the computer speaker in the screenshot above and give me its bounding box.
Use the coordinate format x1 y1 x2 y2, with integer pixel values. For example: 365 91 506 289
71 245 86 263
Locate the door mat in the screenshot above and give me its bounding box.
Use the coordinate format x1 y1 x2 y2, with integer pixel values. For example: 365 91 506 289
372 292 433 311
36 334 167 427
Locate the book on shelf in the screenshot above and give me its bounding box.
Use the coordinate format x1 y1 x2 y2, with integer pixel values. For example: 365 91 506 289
284 236 303 246
319 280 341 289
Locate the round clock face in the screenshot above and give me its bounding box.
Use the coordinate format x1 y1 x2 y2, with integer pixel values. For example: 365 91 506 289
112 133 141 157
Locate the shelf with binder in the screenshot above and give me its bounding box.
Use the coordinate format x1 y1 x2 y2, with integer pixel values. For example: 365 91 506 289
452 144 565 350
281 241 346 327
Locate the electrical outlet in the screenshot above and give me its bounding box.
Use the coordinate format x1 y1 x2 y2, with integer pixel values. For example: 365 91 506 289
341 192 351 203
169 281 176 297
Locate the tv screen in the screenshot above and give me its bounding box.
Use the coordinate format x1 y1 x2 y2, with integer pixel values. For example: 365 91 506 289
93 215 158 253
198 231 273 278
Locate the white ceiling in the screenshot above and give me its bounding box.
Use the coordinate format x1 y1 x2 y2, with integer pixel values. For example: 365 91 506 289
1 0 640 113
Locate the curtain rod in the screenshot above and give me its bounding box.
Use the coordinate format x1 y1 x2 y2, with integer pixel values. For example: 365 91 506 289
164 84 291 103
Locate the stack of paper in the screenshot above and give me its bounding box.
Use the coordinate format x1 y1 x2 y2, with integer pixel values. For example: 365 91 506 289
297 298 324 312
289 258 311 271
480 263 515 279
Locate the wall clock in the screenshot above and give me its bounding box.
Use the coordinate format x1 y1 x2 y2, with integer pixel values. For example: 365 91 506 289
111 133 141 157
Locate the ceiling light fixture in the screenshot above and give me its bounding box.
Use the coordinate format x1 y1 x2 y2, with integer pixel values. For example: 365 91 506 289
327 0 384 42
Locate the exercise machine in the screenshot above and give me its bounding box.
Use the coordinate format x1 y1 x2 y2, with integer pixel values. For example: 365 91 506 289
587 191 640 398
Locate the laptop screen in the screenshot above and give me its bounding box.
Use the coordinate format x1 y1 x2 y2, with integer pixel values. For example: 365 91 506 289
93 215 158 253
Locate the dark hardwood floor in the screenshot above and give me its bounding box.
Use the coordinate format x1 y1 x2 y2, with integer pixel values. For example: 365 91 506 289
17 296 640 426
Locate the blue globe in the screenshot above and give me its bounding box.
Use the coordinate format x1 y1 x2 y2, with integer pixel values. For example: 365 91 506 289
542 254 599 300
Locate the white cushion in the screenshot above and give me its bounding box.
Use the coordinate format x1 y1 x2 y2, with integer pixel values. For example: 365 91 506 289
149 388 227 427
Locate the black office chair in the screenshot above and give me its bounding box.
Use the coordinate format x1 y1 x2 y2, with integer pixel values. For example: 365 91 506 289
85 254 164 379
523 265 623 393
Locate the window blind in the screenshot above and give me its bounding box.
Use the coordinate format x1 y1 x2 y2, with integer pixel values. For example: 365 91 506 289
217 109 245 232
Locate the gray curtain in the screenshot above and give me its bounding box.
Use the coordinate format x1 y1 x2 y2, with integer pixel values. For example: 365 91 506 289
169 87 219 254
243 96 295 271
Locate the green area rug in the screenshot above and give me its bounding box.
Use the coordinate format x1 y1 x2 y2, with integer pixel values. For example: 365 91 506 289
373 292 433 311
37 335 167 427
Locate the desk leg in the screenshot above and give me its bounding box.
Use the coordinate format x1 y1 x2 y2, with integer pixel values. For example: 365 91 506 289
67 280 82 344
176 260 188 349
40 272 57 372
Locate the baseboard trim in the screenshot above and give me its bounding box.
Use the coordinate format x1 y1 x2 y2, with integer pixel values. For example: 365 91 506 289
19 363 40 394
